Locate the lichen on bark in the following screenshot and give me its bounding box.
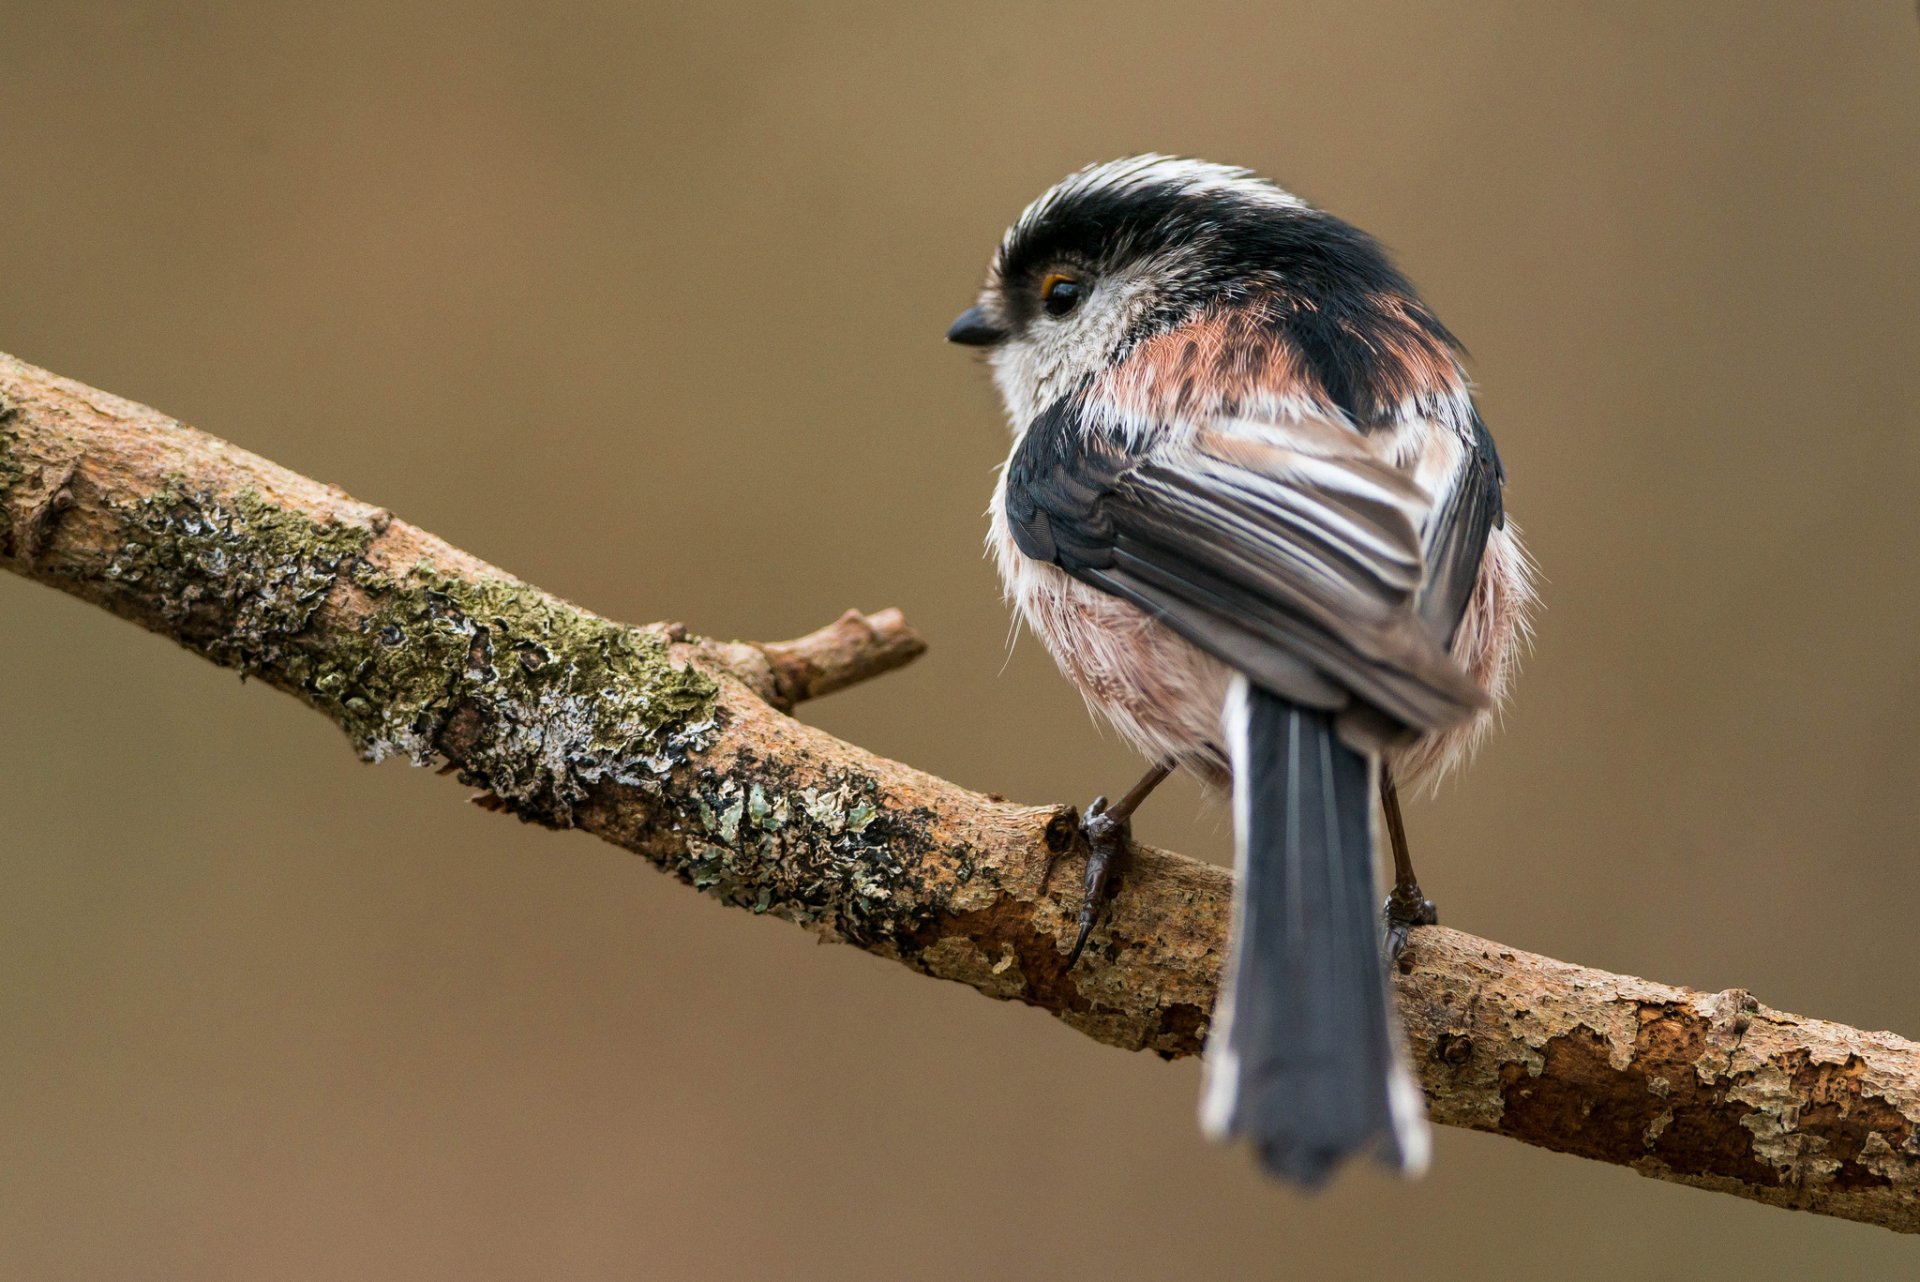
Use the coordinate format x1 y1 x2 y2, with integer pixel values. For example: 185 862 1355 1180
660 752 959 946
96 479 719 826
331 567 719 824
104 482 376 674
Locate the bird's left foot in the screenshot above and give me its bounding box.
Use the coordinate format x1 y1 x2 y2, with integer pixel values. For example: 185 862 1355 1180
1062 795 1132 969
1383 883 1438 962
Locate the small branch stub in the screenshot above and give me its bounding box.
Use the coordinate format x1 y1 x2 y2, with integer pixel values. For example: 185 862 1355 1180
755 607 927 709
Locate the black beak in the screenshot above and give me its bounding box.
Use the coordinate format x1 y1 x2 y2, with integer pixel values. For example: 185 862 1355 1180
945 305 1007 347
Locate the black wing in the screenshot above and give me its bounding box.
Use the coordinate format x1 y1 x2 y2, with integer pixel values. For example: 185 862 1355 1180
1004 396 1487 733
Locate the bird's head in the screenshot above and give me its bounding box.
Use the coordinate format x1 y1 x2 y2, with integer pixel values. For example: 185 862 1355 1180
949 155 1452 430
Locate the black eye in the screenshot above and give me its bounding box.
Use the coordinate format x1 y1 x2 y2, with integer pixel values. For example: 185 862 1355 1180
1040 273 1084 317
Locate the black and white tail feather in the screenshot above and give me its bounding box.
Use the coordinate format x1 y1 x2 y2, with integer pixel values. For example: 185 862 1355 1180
1201 676 1431 1185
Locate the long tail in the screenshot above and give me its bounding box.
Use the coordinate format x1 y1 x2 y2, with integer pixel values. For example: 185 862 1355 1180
1200 676 1430 1186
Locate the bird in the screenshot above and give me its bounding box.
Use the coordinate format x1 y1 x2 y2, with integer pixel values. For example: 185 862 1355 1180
946 156 1534 1186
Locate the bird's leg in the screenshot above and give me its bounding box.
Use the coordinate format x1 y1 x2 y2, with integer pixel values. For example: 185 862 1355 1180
1060 761 1172 969
1380 764 1438 959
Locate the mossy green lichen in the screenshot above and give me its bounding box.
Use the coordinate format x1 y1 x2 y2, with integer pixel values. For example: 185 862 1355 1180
39 461 976 961
106 483 376 673
315 565 718 823
102 482 718 825
665 757 960 947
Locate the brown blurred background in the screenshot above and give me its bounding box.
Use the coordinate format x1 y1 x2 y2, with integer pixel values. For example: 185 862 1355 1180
2 2 1917 1277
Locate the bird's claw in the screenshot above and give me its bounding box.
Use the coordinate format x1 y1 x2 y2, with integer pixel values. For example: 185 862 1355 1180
1383 884 1439 962
1065 795 1132 970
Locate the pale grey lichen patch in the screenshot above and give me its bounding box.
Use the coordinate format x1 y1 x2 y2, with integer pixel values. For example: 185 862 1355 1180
312 567 719 824
98 481 718 826
105 483 375 673
919 935 1029 1001
1735 1071 1842 1187
1858 1131 1908 1183
664 757 962 949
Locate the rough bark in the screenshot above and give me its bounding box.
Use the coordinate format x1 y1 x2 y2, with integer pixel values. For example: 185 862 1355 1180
2 350 1915 1233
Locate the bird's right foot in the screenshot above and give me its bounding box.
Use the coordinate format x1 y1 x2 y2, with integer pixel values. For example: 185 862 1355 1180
1383 882 1438 961
1064 795 1133 970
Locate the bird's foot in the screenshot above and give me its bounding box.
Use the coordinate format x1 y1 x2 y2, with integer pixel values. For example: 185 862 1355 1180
1063 795 1132 969
1383 883 1439 962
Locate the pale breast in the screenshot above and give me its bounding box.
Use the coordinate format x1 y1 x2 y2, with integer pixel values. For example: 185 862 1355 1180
989 474 1235 783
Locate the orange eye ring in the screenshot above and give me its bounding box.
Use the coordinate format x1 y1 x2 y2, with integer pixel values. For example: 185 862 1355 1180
1039 273 1084 317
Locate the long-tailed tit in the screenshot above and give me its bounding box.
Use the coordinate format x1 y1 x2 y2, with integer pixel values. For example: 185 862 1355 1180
948 156 1534 1185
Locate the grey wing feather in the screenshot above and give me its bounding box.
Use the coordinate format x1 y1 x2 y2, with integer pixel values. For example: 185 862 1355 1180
1005 395 1485 734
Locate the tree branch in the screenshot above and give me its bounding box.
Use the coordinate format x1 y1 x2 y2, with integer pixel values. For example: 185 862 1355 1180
2 350 1915 1234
